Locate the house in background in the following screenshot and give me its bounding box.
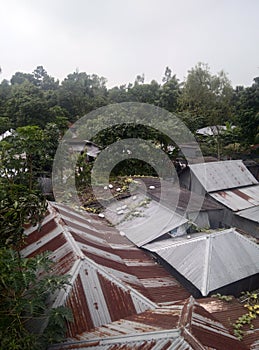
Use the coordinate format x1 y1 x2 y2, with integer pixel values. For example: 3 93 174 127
65 138 101 161
179 160 259 238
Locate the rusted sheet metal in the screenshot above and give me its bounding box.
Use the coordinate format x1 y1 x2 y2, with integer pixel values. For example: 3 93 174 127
22 202 191 339
199 297 259 350
49 297 247 350
210 185 259 211
189 160 258 192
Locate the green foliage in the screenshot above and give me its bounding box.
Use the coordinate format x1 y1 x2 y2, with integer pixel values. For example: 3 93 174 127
234 78 259 143
0 188 47 248
233 291 258 340
0 121 74 348
0 248 72 350
178 62 234 130
211 293 233 302
0 124 60 192
75 152 93 190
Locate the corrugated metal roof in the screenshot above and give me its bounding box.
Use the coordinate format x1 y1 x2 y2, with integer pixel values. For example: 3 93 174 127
196 125 235 136
49 297 247 350
133 177 222 212
235 206 259 223
22 202 190 338
105 194 188 247
210 185 259 211
199 297 259 350
144 228 259 296
189 160 258 192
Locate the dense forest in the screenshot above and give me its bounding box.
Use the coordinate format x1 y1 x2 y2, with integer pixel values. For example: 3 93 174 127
0 63 259 142
0 63 259 349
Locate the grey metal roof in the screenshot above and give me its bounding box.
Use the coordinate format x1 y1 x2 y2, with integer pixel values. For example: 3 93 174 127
189 160 258 192
209 185 259 211
196 125 235 136
144 228 259 296
235 206 259 223
134 177 222 212
49 297 247 350
105 194 188 247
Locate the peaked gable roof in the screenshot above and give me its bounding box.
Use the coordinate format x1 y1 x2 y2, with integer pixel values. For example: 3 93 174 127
189 160 258 193
21 202 190 337
144 228 259 296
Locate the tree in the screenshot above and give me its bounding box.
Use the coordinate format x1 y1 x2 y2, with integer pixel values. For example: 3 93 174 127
127 79 160 104
159 67 181 112
4 80 51 127
234 77 259 143
33 66 59 91
0 248 72 350
178 62 233 128
58 71 108 119
178 63 234 158
0 128 73 349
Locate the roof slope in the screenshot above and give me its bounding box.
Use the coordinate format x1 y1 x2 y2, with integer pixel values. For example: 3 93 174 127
210 185 259 211
105 194 188 247
21 202 190 337
144 228 259 296
189 160 258 193
236 206 259 223
134 177 222 212
200 297 259 350
49 297 248 350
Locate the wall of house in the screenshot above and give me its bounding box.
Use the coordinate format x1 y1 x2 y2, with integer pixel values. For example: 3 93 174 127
209 274 259 298
232 215 259 239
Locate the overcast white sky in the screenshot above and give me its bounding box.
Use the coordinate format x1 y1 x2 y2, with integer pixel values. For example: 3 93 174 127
0 0 259 87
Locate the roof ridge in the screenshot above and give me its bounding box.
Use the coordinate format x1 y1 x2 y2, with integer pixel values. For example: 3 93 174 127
201 235 212 296
50 202 157 311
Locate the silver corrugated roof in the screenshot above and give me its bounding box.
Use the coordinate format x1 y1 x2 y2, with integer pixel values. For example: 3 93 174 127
189 160 258 192
196 125 235 136
235 206 259 223
144 228 259 296
105 194 188 247
210 184 259 211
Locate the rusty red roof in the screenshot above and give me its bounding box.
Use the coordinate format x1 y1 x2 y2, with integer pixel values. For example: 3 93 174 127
199 297 259 350
22 202 190 338
49 297 248 350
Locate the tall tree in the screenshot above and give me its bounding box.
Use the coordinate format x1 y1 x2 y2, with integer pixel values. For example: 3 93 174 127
159 66 181 112
4 81 51 127
178 62 233 129
58 71 107 119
